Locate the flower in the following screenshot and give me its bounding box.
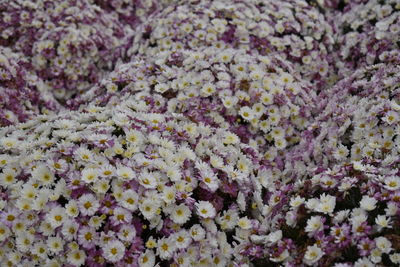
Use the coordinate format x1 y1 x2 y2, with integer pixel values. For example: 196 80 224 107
196 201 216 219
304 245 324 265
78 194 100 216
360 196 377 211
103 240 126 263
46 207 67 228
67 249 86 266
171 204 191 225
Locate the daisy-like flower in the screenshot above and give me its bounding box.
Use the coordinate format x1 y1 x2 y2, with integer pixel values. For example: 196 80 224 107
138 171 158 189
375 237 392 254
32 165 55 186
138 249 156 267
170 204 191 225
78 194 100 216
190 224 206 241
67 249 86 266
157 237 175 260
172 230 192 249
382 111 399 125
384 176 400 191
196 201 216 219
237 216 252 230
120 189 139 211
303 245 324 265
116 165 134 181
81 168 99 183
103 240 126 263
118 225 136 242
305 216 324 235
375 215 391 231
46 206 67 228
139 199 159 220
46 235 64 254
360 196 377 211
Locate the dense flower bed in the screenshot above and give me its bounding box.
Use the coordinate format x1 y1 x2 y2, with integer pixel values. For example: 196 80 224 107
0 0 399 266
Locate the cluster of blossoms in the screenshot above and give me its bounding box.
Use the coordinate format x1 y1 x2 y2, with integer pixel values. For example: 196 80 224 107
0 0 399 266
91 0 179 27
0 0 130 99
71 45 317 156
329 0 400 76
0 100 265 266
129 0 337 89
0 47 60 126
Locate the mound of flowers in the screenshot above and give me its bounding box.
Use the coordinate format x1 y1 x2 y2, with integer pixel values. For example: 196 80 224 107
71 46 318 159
0 99 269 266
0 0 399 266
0 47 61 126
0 0 131 100
128 0 337 89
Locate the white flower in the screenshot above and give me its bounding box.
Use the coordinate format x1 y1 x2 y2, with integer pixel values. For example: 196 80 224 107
201 172 219 192
384 176 400 191
375 215 391 231
222 96 238 109
67 250 86 266
139 199 158 220
201 83 216 97
266 230 282 244
116 166 134 181
81 168 99 183
390 253 400 264
46 207 67 228
290 196 305 208
138 171 157 189
190 224 206 241
103 240 126 262
375 237 392 254
360 195 377 211
155 83 168 93
304 245 324 265
65 200 79 217
157 237 175 260
46 236 64 254
333 144 349 160
125 129 144 145
316 194 336 214
261 92 274 105
305 216 324 234
239 106 254 121
0 224 10 242
270 249 289 262
237 217 252 230
0 167 17 187
172 230 192 249
354 258 374 267
382 111 398 125
171 204 191 225
32 165 55 186
78 194 100 216
223 132 240 145
120 189 139 211
138 249 156 267
196 201 216 218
